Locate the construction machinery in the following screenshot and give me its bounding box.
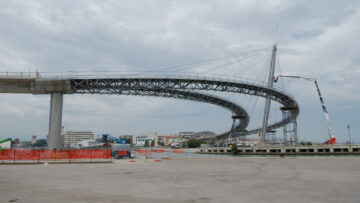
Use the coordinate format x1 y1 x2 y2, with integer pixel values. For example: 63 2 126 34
101 134 134 158
0 138 12 150
274 75 336 144
101 134 127 144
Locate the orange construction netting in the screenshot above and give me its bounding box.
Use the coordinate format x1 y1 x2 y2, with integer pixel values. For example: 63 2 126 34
137 149 152 155
0 149 111 160
172 149 183 154
153 148 165 153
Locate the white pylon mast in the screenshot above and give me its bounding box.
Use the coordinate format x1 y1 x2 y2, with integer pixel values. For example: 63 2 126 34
261 44 277 144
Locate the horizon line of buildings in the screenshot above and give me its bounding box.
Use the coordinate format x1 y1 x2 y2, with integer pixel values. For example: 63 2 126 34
6 129 218 149
59 130 217 148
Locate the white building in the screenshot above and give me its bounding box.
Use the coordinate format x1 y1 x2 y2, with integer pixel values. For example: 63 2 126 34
135 136 153 146
31 135 37 144
70 139 102 149
62 130 95 148
179 131 196 138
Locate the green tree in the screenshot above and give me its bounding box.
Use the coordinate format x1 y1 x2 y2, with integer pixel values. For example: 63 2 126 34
157 141 165 146
151 140 155 147
231 145 239 154
144 140 149 147
187 138 205 148
299 141 313 146
31 139 47 147
123 138 132 144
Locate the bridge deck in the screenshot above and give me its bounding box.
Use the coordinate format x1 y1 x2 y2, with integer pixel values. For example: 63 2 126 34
0 73 299 138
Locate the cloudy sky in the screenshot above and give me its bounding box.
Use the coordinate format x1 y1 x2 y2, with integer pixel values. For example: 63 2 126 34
0 0 359 143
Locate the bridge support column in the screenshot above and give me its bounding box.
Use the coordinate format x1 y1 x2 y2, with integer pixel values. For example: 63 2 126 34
48 92 63 150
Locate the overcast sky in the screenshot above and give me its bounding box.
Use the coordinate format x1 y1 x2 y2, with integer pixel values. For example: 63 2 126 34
0 0 359 143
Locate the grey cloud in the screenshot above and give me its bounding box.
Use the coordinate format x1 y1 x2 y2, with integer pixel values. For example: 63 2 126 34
0 0 359 142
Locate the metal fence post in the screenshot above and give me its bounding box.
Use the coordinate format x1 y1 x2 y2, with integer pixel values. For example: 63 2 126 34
90 150 93 163
38 150 40 164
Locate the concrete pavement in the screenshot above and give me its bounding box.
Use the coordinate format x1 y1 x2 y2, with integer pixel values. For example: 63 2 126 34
1 156 360 202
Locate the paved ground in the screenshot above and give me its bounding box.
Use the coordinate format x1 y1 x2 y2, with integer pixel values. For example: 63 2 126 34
1 156 360 203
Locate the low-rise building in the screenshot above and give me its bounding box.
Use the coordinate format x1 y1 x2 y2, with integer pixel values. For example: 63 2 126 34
31 135 37 144
134 136 153 146
195 131 216 138
70 139 103 148
62 130 95 148
179 131 196 138
163 135 184 146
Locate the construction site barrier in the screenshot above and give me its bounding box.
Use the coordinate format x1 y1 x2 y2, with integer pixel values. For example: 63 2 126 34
0 149 14 160
153 148 165 153
172 149 183 154
137 149 152 159
0 149 112 163
137 149 152 155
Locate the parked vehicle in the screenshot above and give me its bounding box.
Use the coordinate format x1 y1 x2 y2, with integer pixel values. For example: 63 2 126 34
112 144 134 158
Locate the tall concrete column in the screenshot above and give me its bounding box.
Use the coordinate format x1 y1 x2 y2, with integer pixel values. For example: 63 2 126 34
48 92 63 150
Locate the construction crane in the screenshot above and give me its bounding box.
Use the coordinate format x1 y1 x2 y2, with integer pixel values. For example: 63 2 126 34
274 75 336 144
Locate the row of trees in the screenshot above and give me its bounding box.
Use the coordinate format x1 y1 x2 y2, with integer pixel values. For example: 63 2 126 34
31 139 47 147
10 139 48 148
186 138 206 148
143 140 166 147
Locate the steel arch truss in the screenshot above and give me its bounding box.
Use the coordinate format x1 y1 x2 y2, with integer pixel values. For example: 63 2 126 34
76 88 249 137
70 76 299 137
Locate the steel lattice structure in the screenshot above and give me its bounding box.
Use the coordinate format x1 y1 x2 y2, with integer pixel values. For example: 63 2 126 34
70 76 299 137
77 87 250 136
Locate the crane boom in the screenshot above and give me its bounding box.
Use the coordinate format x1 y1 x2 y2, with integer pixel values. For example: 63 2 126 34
313 80 335 144
274 75 336 144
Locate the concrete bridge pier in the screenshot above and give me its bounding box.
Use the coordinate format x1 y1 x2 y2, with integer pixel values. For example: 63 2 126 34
48 92 63 150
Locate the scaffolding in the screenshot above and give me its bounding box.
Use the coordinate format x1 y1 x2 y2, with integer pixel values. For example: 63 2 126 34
281 106 298 145
266 130 277 145
227 114 247 144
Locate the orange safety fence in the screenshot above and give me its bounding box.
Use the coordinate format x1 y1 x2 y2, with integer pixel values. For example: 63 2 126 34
0 149 14 160
172 149 183 154
137 149 152 155
90 149 113 159
55 150 72 159
14 149 40 160
38 150 53 160
0 149 111 161
153 148 165 153
71 150 94 159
